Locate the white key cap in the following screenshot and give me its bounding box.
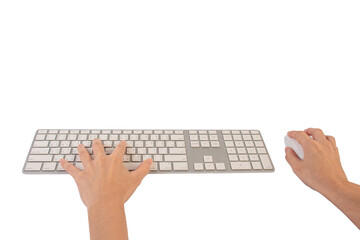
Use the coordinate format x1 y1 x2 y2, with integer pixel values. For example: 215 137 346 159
228 155 238 161
223 135 232 140
127 148 136 154
235 141 244 147
215 163 226 170
250 155 260 161
28 155 53 162
225 141 234 147
232 130 241 134
191 141 200 147
245 141 254 147
173 162 188 171
175 130 184 134
46 134 56 140
153 155 163 162
176 141 185 147
38 130 47 134
78 134 88 140
75 162 84 170
230 162 252 170
227 148 236 154
255 141 264 147
60 141 70 147
199 135 208 140
190 135 198 141
145 141 154 147
33 141 49 147
65 155 75 161
251 130 260 134
49 141 60 147
199 130 207 134
171 135 184 141
237 148 247 154
123 155 130 162
42 162 56 171
205 163 215 170
143 155 152 161
260 155 273 169
71 141 81 147
241 130 250 134
257 148 267 153
247 148 256 153
53 155 64 162
50 148 60 154
165 155 187 162
25 162 42 171
159 162 172 171
233 135 242 140
239 155 249 161
189 130 197 134
208 130 217 134
57 134 67 140
57 163 66 171
243 135 252 140
150 162 158 171
148 148 157 154
123 162 141 171
156 141 165 147
209 135 218 140
166 141 175 147
159 148 168 154
31 148 49 154
251 162 262 170
61 148 71 154
201 141 210 147
252 135 262 140
194 163 204 171
211 141 220 147
68 134 77 140
132 155 141 162
169 148 186 154
203 155 213 162
222 130 231 134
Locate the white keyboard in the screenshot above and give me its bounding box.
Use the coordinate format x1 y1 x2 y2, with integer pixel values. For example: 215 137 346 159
23 129 274 174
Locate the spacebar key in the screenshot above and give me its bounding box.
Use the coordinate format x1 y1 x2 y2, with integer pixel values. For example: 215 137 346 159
165 155 187 162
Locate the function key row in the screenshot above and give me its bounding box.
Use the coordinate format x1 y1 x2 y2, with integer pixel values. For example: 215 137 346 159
38 130 185 134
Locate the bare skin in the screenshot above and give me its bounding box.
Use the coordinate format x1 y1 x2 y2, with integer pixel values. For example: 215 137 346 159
285 128 360 229
60 139 152 240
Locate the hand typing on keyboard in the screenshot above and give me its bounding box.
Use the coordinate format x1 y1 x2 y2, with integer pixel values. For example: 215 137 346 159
285 128 360 229
60 139 152 240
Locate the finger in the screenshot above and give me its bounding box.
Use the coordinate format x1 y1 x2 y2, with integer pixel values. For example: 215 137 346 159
78 144 92 169
92 138 105 159
287 130 312 146
60 159 80 180
326 135 337 147
131 158 153 183
285 147 303 173
305 128 326 141
111 140 127 161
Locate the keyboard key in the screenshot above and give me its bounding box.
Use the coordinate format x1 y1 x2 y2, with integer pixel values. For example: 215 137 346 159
150 162 158 171
205 163 215 170
201 141 210 147
203 156 213 162
123 163 141 171
228 155 238 161
191 141 200 147
215 163 226 170
251 162 262 170
33 141 49 147
211 141 220 147
25 162 42 171
260 155 273 169
165 155 187 162
173 162 188 171
169 148 186 154
171 135 184 141
194 163 204 171
31 148 49 154
159 162 172 171
230 162 251 170
75 163 84 170
42 162 56 171
28 155 53 162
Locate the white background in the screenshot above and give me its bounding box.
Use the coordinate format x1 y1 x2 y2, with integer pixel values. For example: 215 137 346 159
0 0 359 239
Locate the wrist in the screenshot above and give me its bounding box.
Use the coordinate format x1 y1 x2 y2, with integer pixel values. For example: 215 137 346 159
87 198 125 211
319 179 350 200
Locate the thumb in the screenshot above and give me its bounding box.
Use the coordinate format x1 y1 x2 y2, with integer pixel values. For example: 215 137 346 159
132 158 153 183
285 147 302 173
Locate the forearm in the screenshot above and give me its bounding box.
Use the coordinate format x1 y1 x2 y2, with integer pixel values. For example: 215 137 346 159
321 181 360 229
88 201 128 240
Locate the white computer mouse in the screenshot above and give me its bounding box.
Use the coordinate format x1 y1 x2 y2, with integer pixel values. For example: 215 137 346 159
284 135 304 160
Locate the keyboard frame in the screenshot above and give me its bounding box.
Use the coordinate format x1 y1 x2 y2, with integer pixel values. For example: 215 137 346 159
23 129 275 174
